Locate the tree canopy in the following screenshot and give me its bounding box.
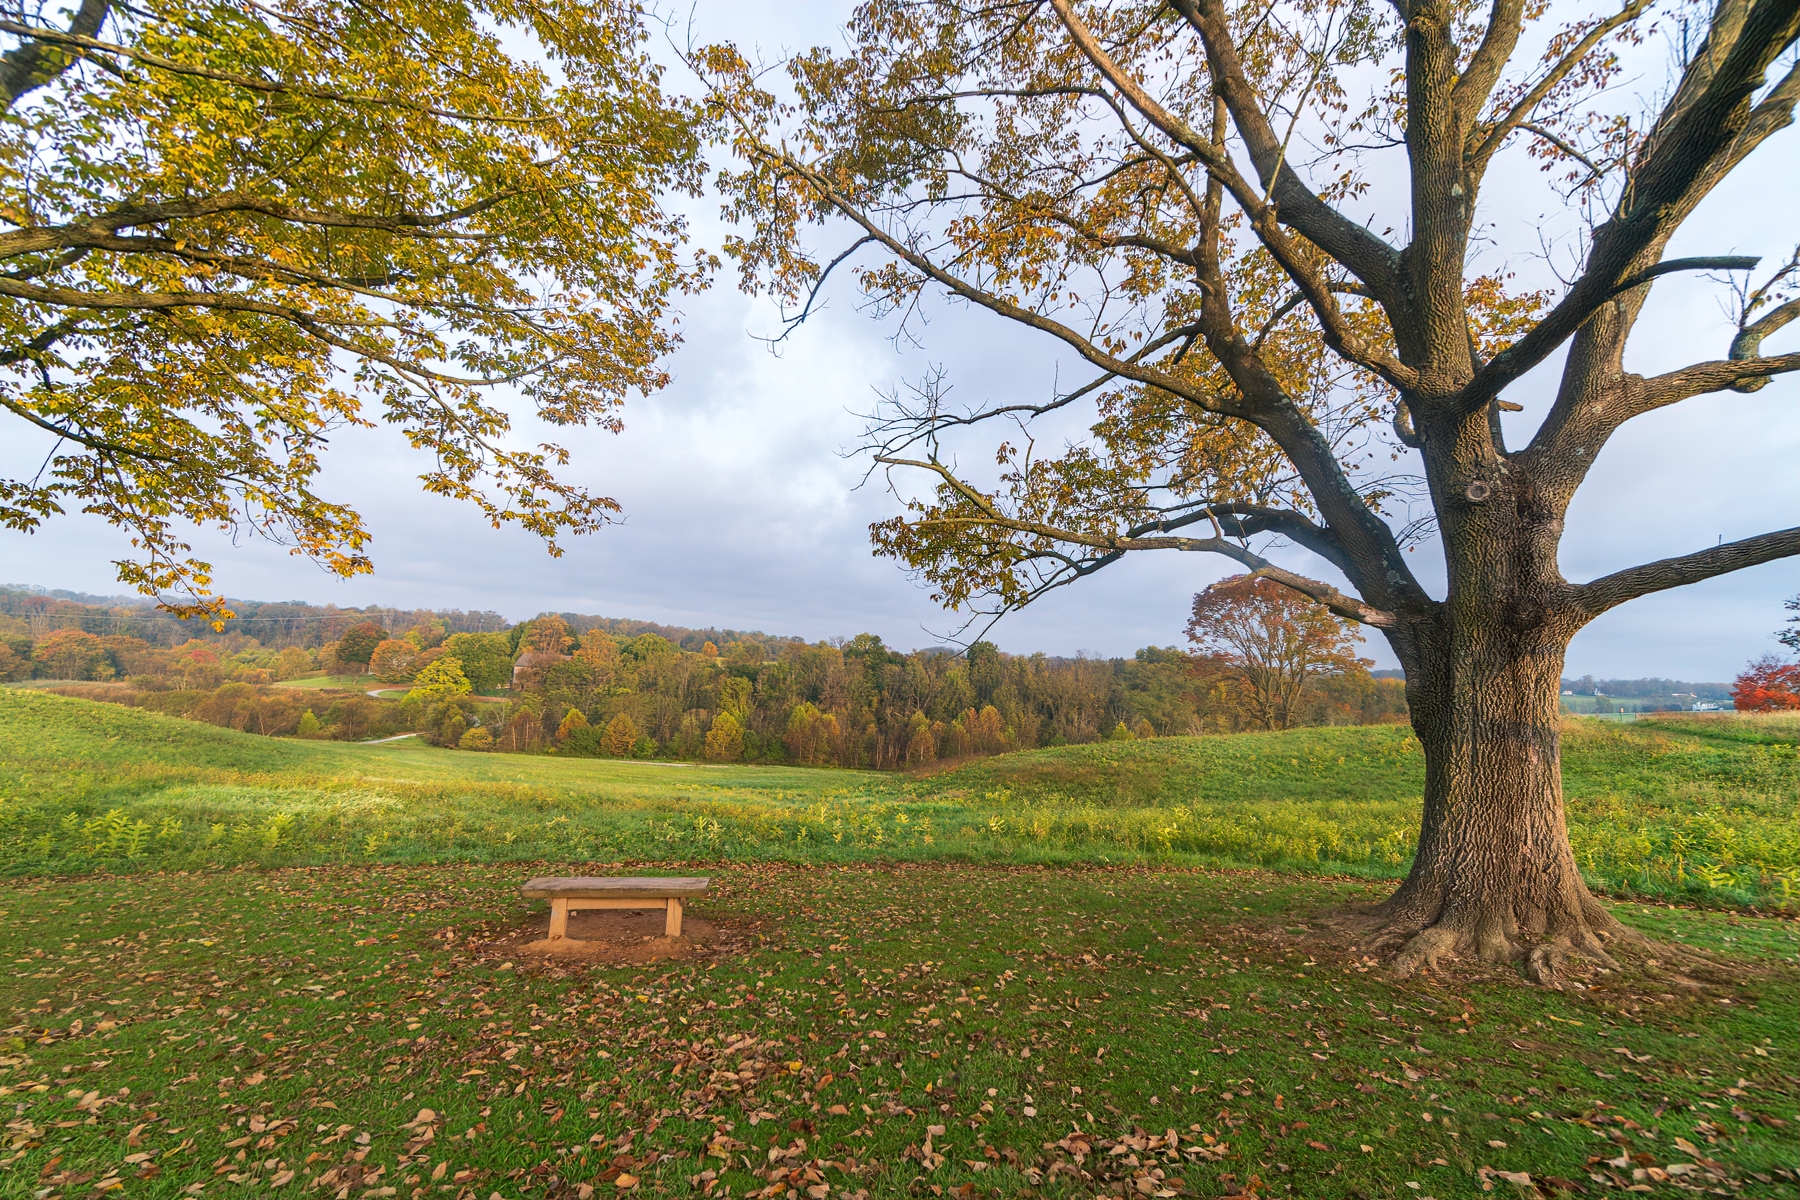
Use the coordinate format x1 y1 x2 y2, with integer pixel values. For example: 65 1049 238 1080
703 0 1800 979
0 0 709 617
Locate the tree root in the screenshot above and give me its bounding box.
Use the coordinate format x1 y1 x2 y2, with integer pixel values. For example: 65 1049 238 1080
1368 901 1644 987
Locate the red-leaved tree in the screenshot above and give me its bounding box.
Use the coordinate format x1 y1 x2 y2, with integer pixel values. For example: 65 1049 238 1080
1732 656 1800 712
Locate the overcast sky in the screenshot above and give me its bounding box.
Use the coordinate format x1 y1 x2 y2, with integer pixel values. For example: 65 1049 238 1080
2 0 1795 680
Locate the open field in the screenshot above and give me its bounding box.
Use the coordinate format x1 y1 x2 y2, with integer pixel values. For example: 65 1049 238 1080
0 691 1795 906
1 864 1795 1200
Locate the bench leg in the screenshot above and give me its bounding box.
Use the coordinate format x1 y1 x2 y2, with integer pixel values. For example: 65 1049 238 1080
665 898 683 938
548 898 569 941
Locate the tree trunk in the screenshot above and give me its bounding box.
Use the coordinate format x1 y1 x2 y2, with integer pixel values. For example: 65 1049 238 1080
1371 604 1636 984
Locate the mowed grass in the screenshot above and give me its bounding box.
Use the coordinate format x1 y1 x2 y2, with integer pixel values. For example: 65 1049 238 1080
0 691 1796 907
1 865 1796 1200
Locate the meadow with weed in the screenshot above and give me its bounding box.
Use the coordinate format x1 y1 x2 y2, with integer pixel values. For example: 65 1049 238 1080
0 691 1794 909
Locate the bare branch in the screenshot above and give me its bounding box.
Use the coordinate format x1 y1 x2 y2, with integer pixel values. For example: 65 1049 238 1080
1049 0 1412 359
1475 0 1800 405
1465 0 1652 181
1517 121 1604 176
876 454 1396 628
1572 527 1800 619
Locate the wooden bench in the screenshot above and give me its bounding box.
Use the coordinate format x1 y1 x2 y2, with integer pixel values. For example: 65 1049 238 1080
520 876 709 940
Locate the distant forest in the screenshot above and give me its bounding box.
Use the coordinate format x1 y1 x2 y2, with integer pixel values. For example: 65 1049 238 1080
0 584 1418 766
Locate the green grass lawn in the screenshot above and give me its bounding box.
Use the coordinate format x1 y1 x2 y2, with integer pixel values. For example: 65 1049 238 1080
1 864 1795 1200
0 691 1793 908
2 695 1798 1199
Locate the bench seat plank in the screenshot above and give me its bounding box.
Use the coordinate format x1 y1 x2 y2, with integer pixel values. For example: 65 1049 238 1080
521 876 709 900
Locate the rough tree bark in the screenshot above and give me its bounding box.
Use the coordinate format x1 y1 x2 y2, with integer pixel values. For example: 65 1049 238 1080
1374 483 1634 980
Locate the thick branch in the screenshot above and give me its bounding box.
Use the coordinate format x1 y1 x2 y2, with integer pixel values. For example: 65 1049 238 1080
0 0 107 109
1571 528 1800 619
1125 501 1353 576
0 192 518 262
1168 0 1406 309
1730 297 1800 390
1474 0 1800 405
1632 351 1800 411
1452 0 1527 132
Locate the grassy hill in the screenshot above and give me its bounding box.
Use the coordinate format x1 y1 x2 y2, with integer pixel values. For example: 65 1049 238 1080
0 688 1794 904
2 691 1797 1200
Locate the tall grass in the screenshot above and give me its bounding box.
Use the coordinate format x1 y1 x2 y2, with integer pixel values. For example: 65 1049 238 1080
0 689 1793 906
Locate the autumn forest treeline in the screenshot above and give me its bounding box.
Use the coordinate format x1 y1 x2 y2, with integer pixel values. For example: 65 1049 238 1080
1 587 1407 767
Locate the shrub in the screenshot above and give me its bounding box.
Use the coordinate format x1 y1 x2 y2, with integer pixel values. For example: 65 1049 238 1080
459 726 495 751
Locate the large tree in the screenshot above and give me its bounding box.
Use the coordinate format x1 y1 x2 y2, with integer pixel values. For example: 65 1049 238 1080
706 0 1800 981
0 0 707 618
